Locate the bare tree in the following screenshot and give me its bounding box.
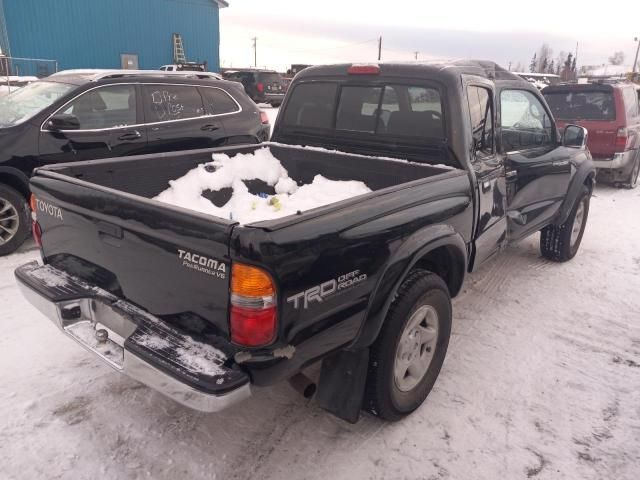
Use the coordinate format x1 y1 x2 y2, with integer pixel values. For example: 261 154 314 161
608 51 625 66
536 43 553 73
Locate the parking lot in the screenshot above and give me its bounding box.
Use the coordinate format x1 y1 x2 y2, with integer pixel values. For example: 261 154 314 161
2 182 638 480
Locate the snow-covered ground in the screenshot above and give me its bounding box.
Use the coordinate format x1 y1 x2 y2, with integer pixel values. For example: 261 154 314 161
1 184 639 480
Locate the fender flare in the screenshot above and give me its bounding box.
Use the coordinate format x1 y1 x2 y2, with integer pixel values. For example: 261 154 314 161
0 167 31 198
350 224 468 350
554 157 595 226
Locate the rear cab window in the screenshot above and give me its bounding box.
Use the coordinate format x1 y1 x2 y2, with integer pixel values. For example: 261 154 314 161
544 89 616 121
282 82 445 140
281 80 448 165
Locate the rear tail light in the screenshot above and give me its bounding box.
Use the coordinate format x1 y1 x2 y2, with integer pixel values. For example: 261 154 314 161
230 263 276 347
257 82 264 93
29 194 42 248
348 64 380 75
32 221 43 248
615 127 628 150
260 111 269 124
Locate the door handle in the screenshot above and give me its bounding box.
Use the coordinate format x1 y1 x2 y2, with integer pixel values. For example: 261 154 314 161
200 124 220 132
117 130 141 141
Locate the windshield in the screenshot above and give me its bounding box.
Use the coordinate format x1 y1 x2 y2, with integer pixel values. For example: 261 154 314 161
544 90 616 121
0 81 76 127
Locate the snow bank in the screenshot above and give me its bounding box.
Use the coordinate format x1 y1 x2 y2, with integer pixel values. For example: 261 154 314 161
154 148 372 224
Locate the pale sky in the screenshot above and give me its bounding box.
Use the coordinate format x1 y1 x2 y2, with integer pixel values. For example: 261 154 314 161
220 0 639 72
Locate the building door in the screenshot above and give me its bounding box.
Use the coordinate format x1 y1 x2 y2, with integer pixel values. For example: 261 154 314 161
120 54 139 70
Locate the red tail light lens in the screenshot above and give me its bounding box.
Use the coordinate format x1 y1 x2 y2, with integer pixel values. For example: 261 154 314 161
257 82 265 93
615 127 628 150
260 111 269 124
32 220 42 248
230 263 276 347
348 64 380 75
230 305 276 346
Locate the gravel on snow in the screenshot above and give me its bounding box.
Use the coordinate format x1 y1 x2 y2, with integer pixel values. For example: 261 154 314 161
0 185 639 480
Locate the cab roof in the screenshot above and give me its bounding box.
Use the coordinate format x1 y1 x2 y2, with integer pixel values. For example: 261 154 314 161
295 59 526 85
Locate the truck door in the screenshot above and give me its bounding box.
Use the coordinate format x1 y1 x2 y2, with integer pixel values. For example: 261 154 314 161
499 88 571 241
39 84 147 165
465 82 507 269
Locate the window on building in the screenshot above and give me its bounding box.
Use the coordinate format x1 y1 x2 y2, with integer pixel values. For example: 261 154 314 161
143 85 205 122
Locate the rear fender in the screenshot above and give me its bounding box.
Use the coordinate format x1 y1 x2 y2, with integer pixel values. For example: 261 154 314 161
350 224 467 350
555 155 595 225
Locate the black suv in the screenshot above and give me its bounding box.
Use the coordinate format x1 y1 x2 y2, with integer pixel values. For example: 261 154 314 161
221 68 287 106
0 70 270 255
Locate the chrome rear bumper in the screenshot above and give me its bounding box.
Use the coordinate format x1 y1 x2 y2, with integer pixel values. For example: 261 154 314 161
593 150 636 170
15 262 251 413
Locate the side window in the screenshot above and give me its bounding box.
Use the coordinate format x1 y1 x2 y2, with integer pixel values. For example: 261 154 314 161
467 86 494 158
201 88 240 115
500 89 553 152
62 84 137 130
142 85 205 123
622 87 639 118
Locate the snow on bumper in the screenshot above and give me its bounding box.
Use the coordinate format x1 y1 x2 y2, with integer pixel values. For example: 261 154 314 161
14 262 251 413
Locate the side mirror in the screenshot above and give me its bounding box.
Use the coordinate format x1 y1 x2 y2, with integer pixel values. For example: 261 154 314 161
563 124 588 149
46 113 80 131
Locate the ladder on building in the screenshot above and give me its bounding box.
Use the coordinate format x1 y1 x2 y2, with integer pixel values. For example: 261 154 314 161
173 33 186 64
0 0 11 57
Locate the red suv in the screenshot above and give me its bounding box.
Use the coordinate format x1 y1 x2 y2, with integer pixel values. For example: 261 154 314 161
543 82 640 188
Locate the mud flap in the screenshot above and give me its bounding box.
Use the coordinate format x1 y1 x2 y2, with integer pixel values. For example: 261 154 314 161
316 348 369 424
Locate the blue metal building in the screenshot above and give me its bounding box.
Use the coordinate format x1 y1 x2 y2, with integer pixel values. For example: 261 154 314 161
0 0 228 72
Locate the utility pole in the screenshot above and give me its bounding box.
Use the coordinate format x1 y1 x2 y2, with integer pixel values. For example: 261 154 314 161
414 51 419 61
378 36 382 61
633 37 640 74
252 37 257 67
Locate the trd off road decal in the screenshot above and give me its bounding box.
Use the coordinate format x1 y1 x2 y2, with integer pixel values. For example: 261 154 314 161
178 249 227 279
287 270 367 309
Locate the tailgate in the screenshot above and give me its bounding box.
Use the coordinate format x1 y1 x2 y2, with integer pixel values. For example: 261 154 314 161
30 171 235 336
556 119 618 158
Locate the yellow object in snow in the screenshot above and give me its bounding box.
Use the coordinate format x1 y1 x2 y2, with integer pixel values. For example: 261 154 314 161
269 197 282 211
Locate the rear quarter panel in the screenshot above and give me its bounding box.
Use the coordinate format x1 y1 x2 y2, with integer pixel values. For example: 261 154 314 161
232 171 473 384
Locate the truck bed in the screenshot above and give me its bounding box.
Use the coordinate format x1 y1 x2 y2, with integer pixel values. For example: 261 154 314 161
40 142 453 226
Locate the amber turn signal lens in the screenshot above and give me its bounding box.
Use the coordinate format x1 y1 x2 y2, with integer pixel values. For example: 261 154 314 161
29 194 37 211
231 263 275 297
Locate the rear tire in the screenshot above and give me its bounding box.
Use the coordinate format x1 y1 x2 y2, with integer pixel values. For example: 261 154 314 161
623 154 640 189
540 185 590 262
0 184 30 256
363 270 451 421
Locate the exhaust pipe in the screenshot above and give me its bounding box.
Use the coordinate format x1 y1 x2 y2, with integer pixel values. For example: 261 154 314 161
288 372 316 399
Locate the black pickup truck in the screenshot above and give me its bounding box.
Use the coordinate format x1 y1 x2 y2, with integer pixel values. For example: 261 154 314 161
16 61 594 423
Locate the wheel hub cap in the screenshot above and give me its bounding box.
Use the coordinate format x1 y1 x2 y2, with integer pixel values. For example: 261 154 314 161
570 201 585 246
394 305 439 392
0 197 20 246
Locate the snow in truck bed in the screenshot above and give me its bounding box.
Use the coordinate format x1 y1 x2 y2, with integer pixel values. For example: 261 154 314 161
153 148 372 224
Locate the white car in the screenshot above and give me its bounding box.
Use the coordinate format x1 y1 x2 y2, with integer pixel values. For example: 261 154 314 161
159 65 222 80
